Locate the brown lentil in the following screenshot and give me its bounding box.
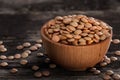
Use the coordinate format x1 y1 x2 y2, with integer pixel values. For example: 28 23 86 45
49 64 56 69
16 45 24 50
29 46 38 51
42 70 50 77
32 65 39 71
0 48 7 52
112 39 120 44
52 35 60 42
63 18 72 24
93 70 101 75
112 73 120 80
24 50 31 54
114 50 120 56
0 55 7 60
74 30 82 35
103 74 111 80
14 54 21 59
10 68 18 73
100 62 107 67
70 21 78 27
0 41 3 45
34 44 42 48
8 56 14 60
104 57 111 64
44 58 50 63
20 59 28 65
21 52 29 58
36 39 42 43
110 56 118 61
106 70 114 75
90 67 97 72
34 71 42 78
37 52 44 57
23 42 31 47
0 62 8 67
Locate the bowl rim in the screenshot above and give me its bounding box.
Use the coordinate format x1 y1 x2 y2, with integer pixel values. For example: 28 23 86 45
40 21 112 47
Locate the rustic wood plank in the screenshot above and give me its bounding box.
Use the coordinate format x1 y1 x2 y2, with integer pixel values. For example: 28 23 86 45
0 11 119 80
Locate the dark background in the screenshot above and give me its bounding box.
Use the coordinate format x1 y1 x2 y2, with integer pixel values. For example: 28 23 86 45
0 0 120 80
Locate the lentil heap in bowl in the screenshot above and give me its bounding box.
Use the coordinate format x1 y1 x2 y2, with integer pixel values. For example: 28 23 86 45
44 14 112 46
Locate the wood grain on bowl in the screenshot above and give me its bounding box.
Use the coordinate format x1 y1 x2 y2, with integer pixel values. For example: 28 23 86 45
40 23 112 71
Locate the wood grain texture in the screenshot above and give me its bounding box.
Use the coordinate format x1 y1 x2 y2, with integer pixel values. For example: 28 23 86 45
0 11 119 80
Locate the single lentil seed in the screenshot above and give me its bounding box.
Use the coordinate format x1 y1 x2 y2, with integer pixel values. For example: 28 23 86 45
0 55 7 60
42 70 50 77
110 56 118 61
10 68 18 73
32 65 39 71
7 56 14 60
21 52 29 58
37 52 44 57
114 50 120 56
34 44 42 48
112 39 120 44
93 70 101 75
106 70 114 75
34 71 42 78
20 59 28 65
100 62 107 67
0 62 8 67
14 54 21 59
23 42 31 47
112 73 120 80
29 46 38 51
36 39 42 43
52 35 60 42
49 64 56 69
16 45 24 50
103 74 111 80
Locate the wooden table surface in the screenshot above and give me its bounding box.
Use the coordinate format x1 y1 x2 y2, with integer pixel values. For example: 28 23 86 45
0 11 120 80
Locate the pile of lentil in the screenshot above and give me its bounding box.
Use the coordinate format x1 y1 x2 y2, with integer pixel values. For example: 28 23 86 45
45 15 112 45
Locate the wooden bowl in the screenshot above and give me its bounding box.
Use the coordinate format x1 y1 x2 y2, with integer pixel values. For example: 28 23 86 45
40 22 112 71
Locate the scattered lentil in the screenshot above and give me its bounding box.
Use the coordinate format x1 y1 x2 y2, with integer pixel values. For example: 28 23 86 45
37 52 44 57
106 70 114 75
112 39 120 44
14 54 21 59
21 52 29 58
32 65 39 71
93 70 101 75
0 55 7 60
29 46 38 51
49 64 56 69
7 56 14 60
103 74 111 80
42 70 50 77
112 73 120 80
34 71 42 78
110 56 118 61
114 50 120 56
0 62 8 67
10 68 18 73
20 59 28 65
23 42 31 47
36 39 42 43
16 45 24 50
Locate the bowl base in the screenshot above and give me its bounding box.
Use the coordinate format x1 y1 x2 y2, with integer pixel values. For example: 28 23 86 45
65 68 87 71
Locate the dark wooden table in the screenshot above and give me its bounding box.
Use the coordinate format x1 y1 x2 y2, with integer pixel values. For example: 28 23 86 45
0 10 120 80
